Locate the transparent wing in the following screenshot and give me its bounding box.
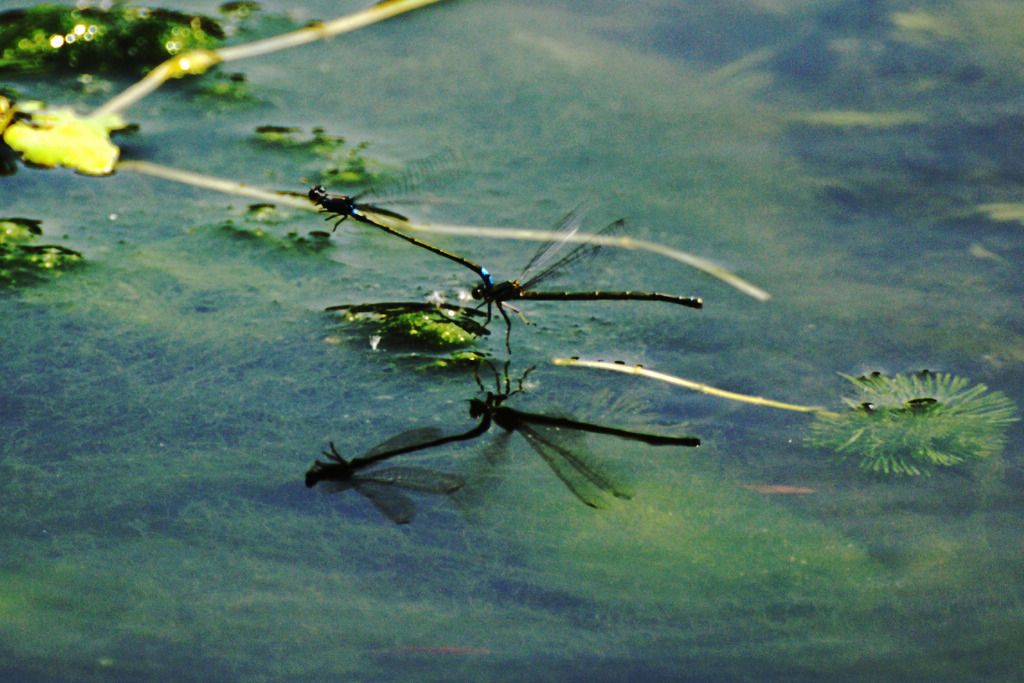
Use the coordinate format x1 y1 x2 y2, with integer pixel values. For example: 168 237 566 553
353 148 460 204
448 430 513 520
352 480 418 524
520 217 624 290
358 466 465 494
514 422 633 508
481 429 513 466
316 479 356 495
352 204 410 226
363 428 447 458
516 208 583 285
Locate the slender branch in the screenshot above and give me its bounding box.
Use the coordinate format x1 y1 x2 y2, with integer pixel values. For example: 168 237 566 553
115 160 312 208
552 358 832 414
115 159 769 300
216 0 449 63
420 223 770 301
91 50 221 119
91 0 449 118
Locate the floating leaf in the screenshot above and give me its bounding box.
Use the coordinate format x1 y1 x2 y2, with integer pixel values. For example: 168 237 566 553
806 371 1018 476
2 101 125 175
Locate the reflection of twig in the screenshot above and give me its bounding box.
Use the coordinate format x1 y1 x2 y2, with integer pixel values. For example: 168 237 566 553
552 358 831 414
116 160 769 299
91 0 449 118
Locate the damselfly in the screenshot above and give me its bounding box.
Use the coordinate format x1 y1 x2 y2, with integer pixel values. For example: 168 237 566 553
306 438 465 525
470 210 702 350
307 186 492 287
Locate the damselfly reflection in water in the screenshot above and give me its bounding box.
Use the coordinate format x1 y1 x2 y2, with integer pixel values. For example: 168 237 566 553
468 209 703 351
466 370 700 508
306 437 465 525
312 366 700 510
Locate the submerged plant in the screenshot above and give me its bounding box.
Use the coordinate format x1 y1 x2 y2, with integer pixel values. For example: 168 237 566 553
805 371 1018 476
328 301 490 348
216 218 333 252
555 360 1019 478
252 125 374 184
0 217 84 286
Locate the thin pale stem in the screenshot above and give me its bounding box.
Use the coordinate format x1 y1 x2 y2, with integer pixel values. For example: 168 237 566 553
92 50 221 119
91 0 449 118
217 0 448 62
552 358 833 415
115 160 769 300
420 224 769 301
115 160 312 208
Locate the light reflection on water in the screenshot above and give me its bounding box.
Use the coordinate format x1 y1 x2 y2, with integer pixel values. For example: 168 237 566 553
1 1 1023 680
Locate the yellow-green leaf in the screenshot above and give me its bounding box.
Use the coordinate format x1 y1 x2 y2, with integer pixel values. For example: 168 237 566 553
2 102 123 175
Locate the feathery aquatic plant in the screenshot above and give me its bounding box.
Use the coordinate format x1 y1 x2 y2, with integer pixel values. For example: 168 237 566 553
806 370 1017 476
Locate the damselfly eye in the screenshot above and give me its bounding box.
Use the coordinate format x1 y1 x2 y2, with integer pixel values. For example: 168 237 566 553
308 185 327 204
470 285 484 300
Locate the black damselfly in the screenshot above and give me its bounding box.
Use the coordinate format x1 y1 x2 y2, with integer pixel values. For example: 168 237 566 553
306 438 465 525
469 210 703 350
307 185 493 287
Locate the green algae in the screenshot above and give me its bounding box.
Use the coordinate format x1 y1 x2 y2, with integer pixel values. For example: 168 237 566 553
329 302 489 349
252 125 375 185
0 217 84 286
2 0 1024 680
0 3 224 75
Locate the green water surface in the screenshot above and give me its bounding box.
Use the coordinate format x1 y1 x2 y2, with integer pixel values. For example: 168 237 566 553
2 1 1023 680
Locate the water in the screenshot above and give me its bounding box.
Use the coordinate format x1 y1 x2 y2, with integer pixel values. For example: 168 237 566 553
2 1 1023 680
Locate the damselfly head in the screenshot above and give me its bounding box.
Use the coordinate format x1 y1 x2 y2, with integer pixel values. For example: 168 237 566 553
305 466 324 488
470 284 486 300
468 397 487 418
308 187 357 231
308 185 328 205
